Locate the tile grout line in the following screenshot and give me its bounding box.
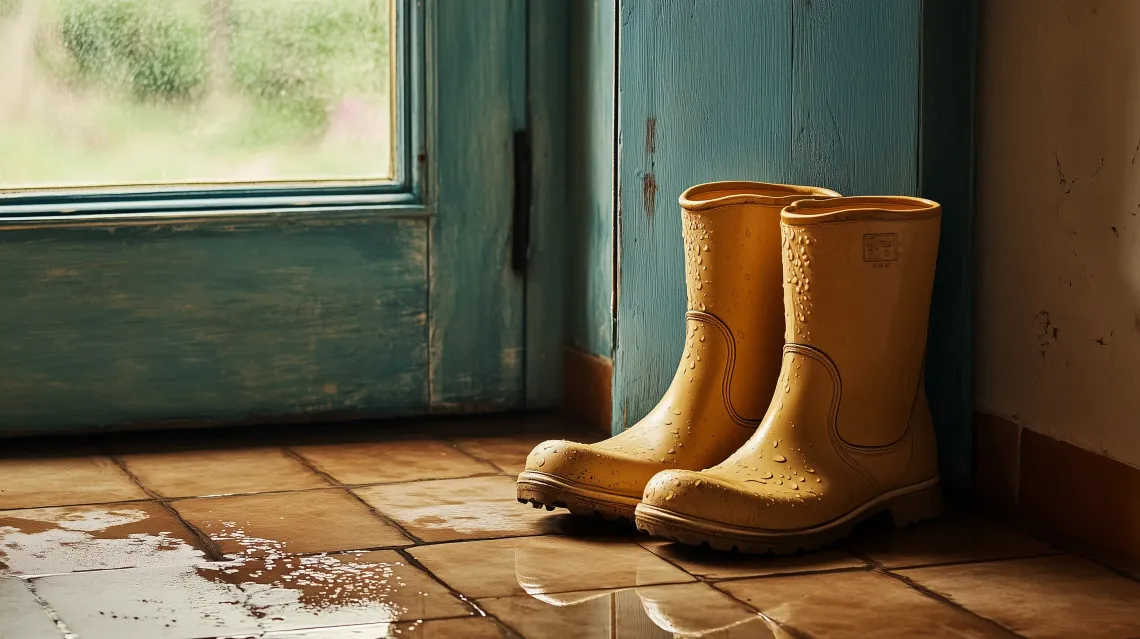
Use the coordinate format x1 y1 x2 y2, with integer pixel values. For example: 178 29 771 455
701 564 873 585
281 447 428 546
624 542 820 637
22 578 79 639
702 580 818 639
108 456 227 562
868 550 1070 573
845 542 1029 638
445 438 518 475
873 565 1028 639
0 467 512 515
392 547 496 622
631 538 878 584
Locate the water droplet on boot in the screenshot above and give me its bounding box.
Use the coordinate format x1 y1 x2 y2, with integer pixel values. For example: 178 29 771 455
774 454 787 463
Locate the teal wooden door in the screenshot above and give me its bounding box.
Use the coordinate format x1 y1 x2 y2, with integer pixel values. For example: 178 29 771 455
0 0 527 434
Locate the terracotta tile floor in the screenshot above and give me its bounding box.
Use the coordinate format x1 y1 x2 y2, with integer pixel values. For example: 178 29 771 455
1 417 1138 638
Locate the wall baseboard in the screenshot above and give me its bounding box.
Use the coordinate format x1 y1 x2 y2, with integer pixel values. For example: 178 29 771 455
974 410 1140 569
562 347 613 436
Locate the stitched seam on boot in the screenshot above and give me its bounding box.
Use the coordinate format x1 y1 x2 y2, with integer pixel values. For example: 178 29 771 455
784 342 879 493
686 310 765 429
830 349 926 455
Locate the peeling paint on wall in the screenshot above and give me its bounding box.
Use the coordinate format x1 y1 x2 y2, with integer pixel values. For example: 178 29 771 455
976 0 1140 469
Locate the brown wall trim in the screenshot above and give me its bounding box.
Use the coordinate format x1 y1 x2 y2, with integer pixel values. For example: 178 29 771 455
563 347 613 435
974 410 1140 568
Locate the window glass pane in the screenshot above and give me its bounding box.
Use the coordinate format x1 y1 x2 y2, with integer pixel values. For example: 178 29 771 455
0 0 394 190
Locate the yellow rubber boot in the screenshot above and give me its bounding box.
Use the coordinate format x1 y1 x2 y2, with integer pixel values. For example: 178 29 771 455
517 181 840 520
635 196 942 552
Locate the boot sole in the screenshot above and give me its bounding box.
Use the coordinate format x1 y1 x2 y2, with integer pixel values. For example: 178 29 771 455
634 476 940 555
516 471 641 521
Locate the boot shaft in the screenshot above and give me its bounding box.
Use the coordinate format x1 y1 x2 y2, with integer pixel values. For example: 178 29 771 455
779 196 941 447
678 182 839 419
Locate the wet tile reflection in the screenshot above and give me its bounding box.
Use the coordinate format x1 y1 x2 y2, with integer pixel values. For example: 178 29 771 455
481 582 786 639
34 549 473 638
206 549 473 633
410 535 693 599
719 570 1008 638
0 502 207 576
640 539 866 579
357 476 562 542
173 489 411 556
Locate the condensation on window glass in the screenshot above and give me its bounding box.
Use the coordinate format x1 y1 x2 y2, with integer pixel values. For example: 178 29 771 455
0 0 394 190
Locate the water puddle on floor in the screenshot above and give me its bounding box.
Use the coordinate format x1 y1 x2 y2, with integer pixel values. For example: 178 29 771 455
0 502 207 576
8 504 782 637
193 521 471 633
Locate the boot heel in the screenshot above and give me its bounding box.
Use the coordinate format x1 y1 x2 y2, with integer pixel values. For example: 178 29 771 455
888 481 941 528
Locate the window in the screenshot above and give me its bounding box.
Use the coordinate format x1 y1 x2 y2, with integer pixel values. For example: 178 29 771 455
0 0 418 208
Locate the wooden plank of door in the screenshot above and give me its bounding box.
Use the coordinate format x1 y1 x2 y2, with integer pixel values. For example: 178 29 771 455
430 0 526 410
614 0 793 431
0 214 429 435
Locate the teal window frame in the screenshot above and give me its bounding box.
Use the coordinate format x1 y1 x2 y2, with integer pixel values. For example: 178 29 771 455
0 0 427 222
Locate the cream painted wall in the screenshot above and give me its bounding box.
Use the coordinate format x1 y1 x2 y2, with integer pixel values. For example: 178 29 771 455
975 0 1140 468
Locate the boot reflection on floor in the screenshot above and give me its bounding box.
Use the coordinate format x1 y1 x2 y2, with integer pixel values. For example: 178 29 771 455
512 539 787 638
517 182 840 521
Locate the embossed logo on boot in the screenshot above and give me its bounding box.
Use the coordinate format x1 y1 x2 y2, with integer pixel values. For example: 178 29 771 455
863 233 899 263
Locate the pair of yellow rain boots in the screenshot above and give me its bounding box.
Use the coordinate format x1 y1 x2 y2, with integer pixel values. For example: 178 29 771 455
516 181 942 554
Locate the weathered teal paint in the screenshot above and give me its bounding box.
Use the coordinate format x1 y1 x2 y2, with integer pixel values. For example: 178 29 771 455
614 0 793 430
613 0 973 486
0 216 428 435
791 0 920 196
429 0 526 409
920 0 979 489
526 0 570 406
0 1 539 434
566 0 616 360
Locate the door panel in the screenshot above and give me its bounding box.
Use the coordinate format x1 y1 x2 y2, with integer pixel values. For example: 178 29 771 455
0 216 428 434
